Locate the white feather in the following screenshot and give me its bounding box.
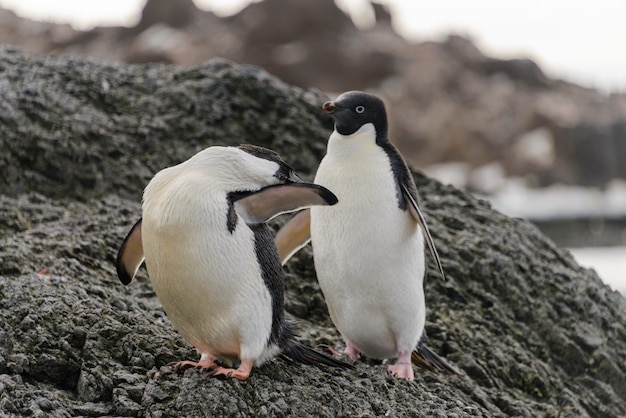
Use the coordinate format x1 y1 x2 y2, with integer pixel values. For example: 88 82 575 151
311 124 426 359
141 147 281 365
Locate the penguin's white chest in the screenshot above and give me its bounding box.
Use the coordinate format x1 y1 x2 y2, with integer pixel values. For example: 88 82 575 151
141 182 273 362
310 135 425 359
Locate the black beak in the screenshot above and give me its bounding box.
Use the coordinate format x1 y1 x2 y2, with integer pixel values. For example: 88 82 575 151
322 101 336 114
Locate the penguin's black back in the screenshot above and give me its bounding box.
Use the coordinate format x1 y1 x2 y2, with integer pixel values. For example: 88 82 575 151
250 223 290 346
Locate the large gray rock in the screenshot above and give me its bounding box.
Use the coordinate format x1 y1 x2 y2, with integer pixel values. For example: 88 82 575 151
3 0 626 186
1 49 625 417
0 48 329 200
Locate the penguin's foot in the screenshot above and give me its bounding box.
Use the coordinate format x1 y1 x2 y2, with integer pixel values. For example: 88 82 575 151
169 355 217 371
319 341 361 361
208 360 253 381
386 352 414 381
319 344 343 357
344 341 361 361
282 340 354 369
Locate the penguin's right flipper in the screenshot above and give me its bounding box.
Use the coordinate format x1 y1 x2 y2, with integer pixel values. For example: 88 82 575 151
401 184 446 281
275 209 311 265
411 343 460 375
116 218 144 285
233 183 337 224
281 340 354 370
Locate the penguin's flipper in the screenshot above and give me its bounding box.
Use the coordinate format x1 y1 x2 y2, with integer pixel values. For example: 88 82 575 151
116 218 144 285
401 184 446 281
411 343 460 375
275 209 311 265
233 183 338 224
280 339 354 370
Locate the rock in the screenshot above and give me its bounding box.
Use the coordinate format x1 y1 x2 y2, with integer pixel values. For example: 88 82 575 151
0 48 330 200
2 0 626 186
226 0 399 92
1 49 625 417
388 35 626 187
135 0 198 32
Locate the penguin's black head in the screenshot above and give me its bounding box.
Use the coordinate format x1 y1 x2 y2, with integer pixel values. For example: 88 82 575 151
323 91 388 138
238 144 303 183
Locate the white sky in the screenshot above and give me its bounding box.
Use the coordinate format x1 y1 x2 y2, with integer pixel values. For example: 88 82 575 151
0 0 625 92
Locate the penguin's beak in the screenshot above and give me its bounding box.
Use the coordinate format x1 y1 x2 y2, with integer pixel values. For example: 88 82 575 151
322 101 336 114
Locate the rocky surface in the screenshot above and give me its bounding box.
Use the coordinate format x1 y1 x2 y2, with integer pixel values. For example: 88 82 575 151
0 48 329 201
1 49 626 417
2 0 626 188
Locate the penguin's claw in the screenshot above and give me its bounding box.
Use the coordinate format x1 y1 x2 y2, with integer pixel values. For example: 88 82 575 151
169 358 217 371
386 362 415 381
168 360 199 371
318 343 360 361
386 351 415 380
318 344 343 357
207 366 251 381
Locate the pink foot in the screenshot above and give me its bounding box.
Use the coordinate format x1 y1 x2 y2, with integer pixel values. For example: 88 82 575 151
386 352 414 381
320 345 343 357
343 341 361 361
208 360 253 381
320 341 361 361
169 353 217 371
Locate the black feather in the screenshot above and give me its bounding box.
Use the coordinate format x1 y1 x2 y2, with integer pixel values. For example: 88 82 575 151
251 224 352 370
411 342 460 375
250 223 286 345
280 339 354 370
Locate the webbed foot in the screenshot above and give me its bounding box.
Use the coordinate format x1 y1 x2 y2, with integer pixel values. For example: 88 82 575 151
386 352 414 381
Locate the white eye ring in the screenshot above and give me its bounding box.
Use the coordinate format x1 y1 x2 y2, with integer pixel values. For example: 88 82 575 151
355 106 365 114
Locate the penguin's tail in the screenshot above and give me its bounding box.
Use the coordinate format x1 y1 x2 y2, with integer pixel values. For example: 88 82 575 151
281 340 354 370
411 343 460 375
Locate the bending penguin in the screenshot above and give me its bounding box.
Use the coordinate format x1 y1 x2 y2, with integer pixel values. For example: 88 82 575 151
276 91 458 380
116 144 352 380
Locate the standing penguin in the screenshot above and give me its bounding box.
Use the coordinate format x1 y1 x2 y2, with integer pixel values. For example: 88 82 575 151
276 92 457 380
116 144 351 380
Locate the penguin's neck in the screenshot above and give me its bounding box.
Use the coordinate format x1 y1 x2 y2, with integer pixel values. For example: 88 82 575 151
326 123 384 162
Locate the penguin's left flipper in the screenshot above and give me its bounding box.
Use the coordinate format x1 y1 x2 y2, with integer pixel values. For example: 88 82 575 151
116 218 144 285
280 339 355 370
233 183 337 224
401 184 446 281
411 343 460 375
275 209 311 265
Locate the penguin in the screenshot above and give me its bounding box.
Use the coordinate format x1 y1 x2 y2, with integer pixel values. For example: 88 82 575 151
276 92 458 380
116 144 352 380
